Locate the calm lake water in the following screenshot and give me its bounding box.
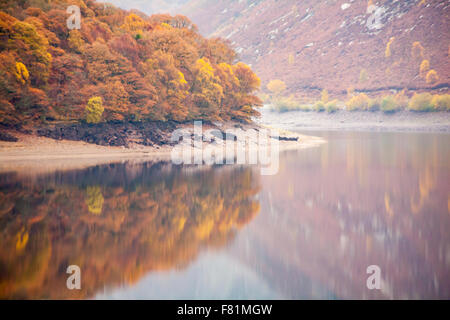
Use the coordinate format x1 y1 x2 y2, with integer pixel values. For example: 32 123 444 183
0 131 449 299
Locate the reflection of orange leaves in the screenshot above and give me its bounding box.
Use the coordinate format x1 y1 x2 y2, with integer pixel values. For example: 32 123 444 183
236 201 260 228
0 164 260 299
27 215 45 225
384 193 394 217
15 227 29 251
448 197 450 214
410 166 435 214
194 218 215 239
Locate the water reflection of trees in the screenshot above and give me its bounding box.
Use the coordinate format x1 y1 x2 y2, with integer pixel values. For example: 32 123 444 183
256 132 449 299
0 163 260 299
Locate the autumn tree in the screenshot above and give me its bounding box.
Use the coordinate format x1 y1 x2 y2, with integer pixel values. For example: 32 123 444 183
67 29 85 53
0 1 262 125
229 62 262 121
120 13 151 38
419 59 430 78
267 79 286 96
1 14 52 87
144 50 189 121
191 58 224 120
385 37 395 58
85 96 104 123
426 70 438 85
14 62 29 84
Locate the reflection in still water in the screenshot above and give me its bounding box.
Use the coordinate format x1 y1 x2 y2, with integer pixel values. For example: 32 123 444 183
252 131 450 299
0 163 260 299
0 131 449 299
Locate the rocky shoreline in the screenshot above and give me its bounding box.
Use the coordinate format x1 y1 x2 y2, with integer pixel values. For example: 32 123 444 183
35 121 178 147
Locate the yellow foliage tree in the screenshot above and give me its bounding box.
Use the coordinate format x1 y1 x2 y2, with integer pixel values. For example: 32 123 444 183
419 59 430 77
385 37 395 58
85 96 104 124
192 58 224 120
408 93 433 111
267 79 286 96
68 29 85 53
426 70 439 84
14 62 29 84
121 14 150 37
431 94 450 111
346 93 370 111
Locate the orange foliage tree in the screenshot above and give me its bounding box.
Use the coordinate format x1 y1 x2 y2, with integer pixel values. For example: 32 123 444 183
0 0 262 126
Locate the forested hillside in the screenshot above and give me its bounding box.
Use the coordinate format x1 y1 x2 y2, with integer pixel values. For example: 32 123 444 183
0 0 262 128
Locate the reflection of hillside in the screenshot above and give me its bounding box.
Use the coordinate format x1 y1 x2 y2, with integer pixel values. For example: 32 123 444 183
0 163 260 299
247 132 449 299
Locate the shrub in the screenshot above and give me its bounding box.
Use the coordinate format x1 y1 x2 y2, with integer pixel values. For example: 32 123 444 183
394 90 409 109
325 100 339 113
346 93 370 111
299 104 312 111
426 70 439 84
314 101 325 112
408 93 433 112
85 96 104 123
380 96 399 113
367 98 381 111
271 96 313 113
431 94 450 111
272 96 298 112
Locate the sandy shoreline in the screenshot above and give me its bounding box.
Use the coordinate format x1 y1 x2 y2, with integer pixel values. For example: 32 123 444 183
0 133 173 173
0 126 326 173
3 108 449 173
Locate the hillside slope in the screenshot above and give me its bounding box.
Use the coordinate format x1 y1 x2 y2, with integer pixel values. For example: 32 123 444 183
181 0 450 96
108 0 190 14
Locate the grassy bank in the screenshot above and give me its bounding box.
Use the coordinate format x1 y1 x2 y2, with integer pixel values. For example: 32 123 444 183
266 91 450 114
